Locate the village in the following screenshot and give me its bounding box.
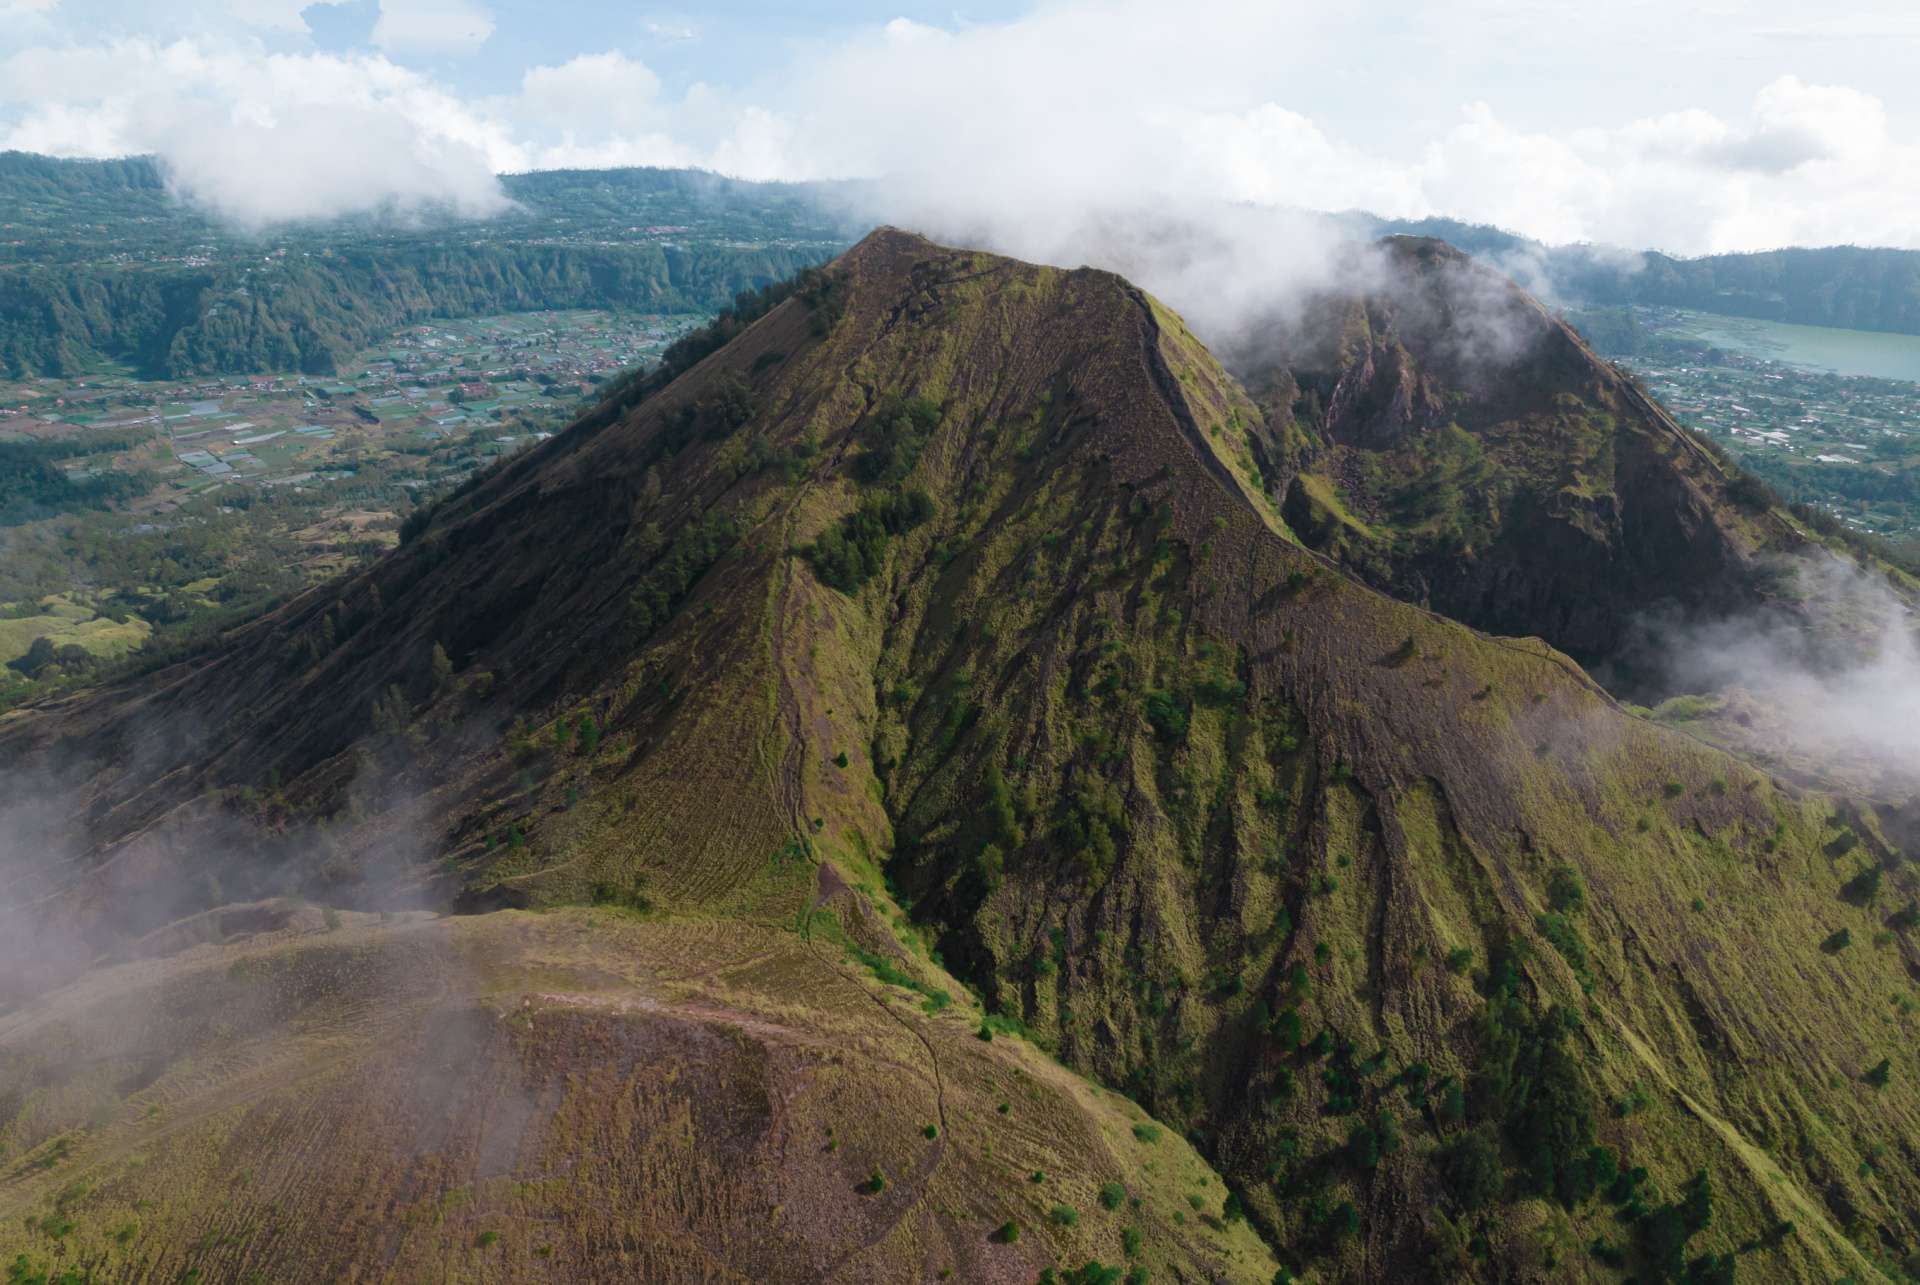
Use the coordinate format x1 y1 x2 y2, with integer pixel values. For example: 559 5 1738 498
0 309 703 696
1602 313 1920 540
0 309 699 507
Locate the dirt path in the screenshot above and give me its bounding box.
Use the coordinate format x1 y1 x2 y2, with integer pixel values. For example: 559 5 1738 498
802 916 953 1281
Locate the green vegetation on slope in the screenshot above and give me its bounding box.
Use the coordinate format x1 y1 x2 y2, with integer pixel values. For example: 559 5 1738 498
4 232 1918 1283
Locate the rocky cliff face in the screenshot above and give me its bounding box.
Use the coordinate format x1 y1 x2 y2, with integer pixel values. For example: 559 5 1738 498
1232 236 1809 676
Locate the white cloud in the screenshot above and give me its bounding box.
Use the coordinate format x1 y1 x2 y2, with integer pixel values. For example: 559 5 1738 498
371 0 493 56
5 1 1920 258
623 1 1920 255
520 50 659 134
521 134 692 171
227 0 349 33
0 0 58 22
510 49 702 171
1397 78 1920 251
643 19 697 43
0 40 516 224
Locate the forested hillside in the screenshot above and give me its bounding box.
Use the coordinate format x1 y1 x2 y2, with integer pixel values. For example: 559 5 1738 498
0 242 832 377
1361 214 1920 335
0 154 850 377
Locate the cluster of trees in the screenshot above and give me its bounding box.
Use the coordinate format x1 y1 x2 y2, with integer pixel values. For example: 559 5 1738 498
0 474 378 713
1053 776 1127 883
568 266 848 451
1428 936 1731 1280
853 395 941 484
0 435 153 525
1744 449 1920 509
625 512 741 645
1667 422 1920 575
793 393 942 591
6 635 102 681
1616 246 1920 336
800 489 933 592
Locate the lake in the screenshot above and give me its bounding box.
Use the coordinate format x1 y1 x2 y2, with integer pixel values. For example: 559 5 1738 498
1671 310 1920 383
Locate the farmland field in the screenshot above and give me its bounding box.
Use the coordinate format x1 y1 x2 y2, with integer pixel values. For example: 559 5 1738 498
0 309 704 703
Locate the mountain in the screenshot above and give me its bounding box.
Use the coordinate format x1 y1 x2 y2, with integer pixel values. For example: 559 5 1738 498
1224 236 1847 680
1 229 1916 1283
0 153 852 379
0 240 837 379
1355 213 1920 337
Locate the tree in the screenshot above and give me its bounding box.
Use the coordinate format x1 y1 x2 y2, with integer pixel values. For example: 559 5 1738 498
714 436 749 479
1684 1252 1736 1284
973 839 1005 889
1346 1122 1380 1170
1638 1203 1690 1276
692 371 757 440
982 759 1020 848
430 641 454 690
1843 864 1883 905
1322 1200 1359 1245
852 395 940 484
800 489 933 593
1865 1058 1892 1088
6 636 55 676
1679 1168 1713 1236
1547 864 1586 913
1142 689 1189 741
371 683 410 736
1441 1126 1503 1210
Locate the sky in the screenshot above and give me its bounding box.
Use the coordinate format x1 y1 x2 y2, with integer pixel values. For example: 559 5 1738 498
3 0 1920 253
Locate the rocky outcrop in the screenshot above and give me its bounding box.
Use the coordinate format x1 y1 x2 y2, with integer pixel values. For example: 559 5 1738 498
1231 236 1798 673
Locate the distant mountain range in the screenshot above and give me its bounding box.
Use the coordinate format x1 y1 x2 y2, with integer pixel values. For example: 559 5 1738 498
1350 212 1920 336
0 153 852 379
5 152 1920 384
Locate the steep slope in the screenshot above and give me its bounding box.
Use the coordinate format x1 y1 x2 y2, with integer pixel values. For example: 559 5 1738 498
1224 236 1839 681
1 230 1917 1283
0 905 1272 1283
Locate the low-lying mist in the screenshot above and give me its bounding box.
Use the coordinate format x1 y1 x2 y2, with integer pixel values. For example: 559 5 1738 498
830 182 1383 351
0 724 461 1005
1631 555 1920 796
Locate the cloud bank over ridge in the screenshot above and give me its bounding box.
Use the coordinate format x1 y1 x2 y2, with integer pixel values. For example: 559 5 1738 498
0 0 1918 252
